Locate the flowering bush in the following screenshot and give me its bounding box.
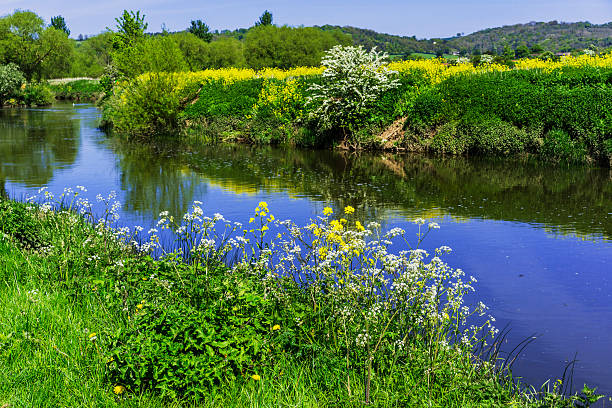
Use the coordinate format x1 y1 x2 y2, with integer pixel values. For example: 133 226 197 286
307 45 400 132
0 63 25 104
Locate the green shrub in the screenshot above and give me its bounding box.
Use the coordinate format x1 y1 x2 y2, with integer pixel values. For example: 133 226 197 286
541 129 589 163
18 82 54 106
0 63 25 104
182 79 263 119
103 74 199 139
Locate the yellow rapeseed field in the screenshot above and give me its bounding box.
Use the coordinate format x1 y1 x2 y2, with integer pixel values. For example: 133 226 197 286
133 53 612 92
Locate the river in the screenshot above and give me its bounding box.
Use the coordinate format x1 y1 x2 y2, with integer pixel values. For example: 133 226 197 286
1 102 611 396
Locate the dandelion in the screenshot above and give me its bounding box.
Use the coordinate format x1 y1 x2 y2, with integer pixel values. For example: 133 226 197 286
113 385 126 395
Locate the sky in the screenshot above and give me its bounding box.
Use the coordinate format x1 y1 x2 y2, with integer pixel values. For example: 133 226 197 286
2 0 611 39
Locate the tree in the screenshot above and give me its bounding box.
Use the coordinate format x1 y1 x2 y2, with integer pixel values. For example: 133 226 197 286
111 10 147 50
256 10 273 26
515 44 530 58
307 45 400 133
0 10 73 80
187 19 213 42
109 10 148 77
244 25 351 69
50 15 69 36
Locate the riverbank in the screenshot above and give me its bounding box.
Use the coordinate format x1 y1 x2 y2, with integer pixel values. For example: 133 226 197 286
0 194 603 407
100 54 612 165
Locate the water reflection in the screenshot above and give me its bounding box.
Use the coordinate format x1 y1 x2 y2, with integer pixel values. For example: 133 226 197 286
0 107 79 193
110 141 611 241
109 141 207 219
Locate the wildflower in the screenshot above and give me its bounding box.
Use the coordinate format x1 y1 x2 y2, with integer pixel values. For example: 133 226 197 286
272 324 281 331
89 332 97 341
344 206 355 214
249 217 255 223
113 385 126 395
258 201 268 209
323 207 333 216
136 303 144 310
251 374 261 381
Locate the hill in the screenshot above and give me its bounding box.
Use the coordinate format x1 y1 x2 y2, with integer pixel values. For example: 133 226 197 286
318 21 612 56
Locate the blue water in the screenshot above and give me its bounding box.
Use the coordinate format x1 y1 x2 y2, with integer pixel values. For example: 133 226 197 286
1 103 611 396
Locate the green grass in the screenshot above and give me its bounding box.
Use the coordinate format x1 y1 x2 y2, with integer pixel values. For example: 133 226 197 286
48 79 103 101
410 52 459 60
0 196 605 407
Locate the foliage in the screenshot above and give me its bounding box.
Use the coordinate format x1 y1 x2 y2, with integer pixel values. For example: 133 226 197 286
49 79 103 100
188 19 213 42
50 15 69 36
307 45 400 132
0 10 73 80
256 10 273 27
244 25 352 69
17 82 54 106
103 72 198 139
0 63 25 104
110 10 147 50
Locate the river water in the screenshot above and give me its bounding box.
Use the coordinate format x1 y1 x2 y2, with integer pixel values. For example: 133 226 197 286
1 103 611 395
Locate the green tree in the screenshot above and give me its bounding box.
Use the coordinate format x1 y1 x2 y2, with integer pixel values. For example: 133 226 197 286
206 38 245 68
109 10 148 77
173 32 210 70
50 15 69 36
256 10 273 26
0 10 73 80
111 10 147 50
515 44 531 58
244 25 351 69
530 43 544 54
187 19 213 42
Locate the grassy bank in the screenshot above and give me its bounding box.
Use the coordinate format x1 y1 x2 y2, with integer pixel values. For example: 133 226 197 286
0 191 605 407
100 53 612 165
48 79 104 101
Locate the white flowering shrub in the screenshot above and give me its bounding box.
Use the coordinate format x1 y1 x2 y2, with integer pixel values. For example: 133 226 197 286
0 63 25 104
307 45 400 132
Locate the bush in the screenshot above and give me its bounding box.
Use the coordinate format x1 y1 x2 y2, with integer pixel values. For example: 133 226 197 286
0 63 25 104
103 73 199 139
17 82 54 106
307 45 400 134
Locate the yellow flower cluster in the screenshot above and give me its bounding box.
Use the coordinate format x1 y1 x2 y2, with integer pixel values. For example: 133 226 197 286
388 59 509 85
514 53 612 72
136 66 324 92
388 53 612 84
252 78 305 122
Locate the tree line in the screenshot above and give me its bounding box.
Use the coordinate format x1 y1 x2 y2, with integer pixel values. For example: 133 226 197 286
0 9 351 80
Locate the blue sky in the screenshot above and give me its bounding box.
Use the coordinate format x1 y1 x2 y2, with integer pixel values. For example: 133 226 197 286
2 0 611 38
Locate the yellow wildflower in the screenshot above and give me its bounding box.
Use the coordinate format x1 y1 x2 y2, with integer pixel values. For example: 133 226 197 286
323 207 333 216
261 225 269 231
249 218 255 223
355 221 365 232
344 206 355 215
113 385 126 395
251 374 261 381
136 303 144 310
272 324 281 331
258 201 268 209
